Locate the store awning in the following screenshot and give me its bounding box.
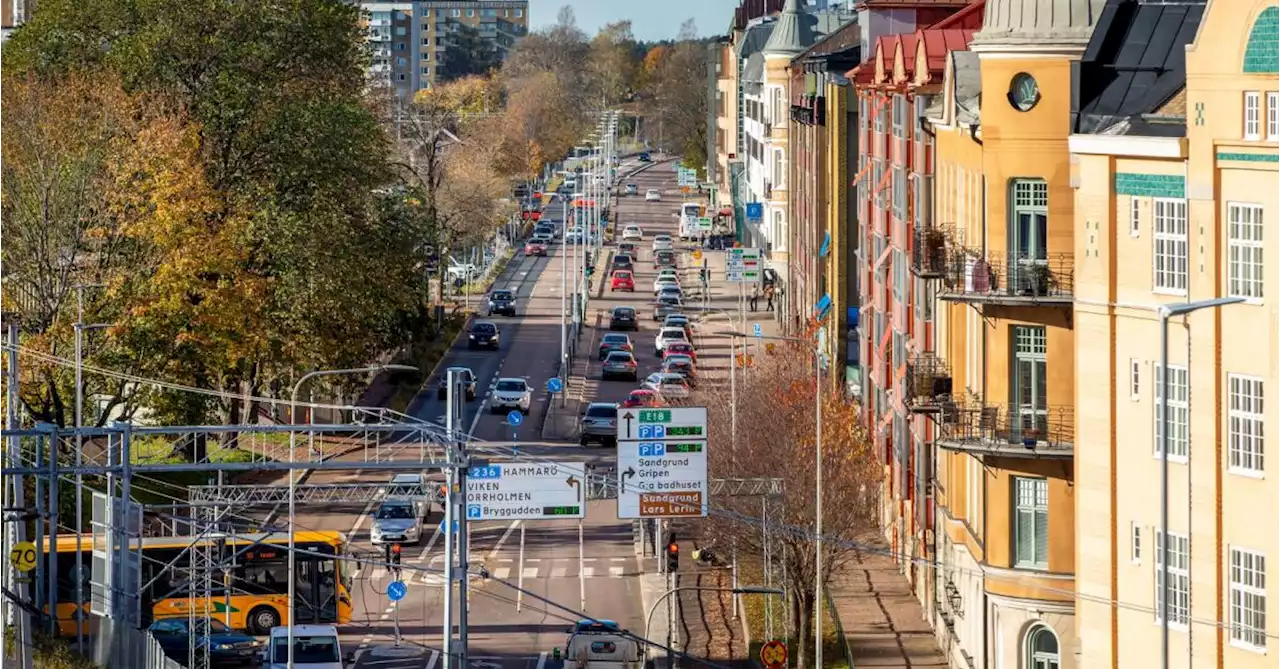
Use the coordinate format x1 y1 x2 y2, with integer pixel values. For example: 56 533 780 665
718 207 733 216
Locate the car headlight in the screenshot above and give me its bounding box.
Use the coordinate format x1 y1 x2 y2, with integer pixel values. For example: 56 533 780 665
469 334 476 339
213 643 230 650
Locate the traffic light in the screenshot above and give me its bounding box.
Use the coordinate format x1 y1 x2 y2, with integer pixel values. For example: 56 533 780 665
664 538 679 572
389 543 403 571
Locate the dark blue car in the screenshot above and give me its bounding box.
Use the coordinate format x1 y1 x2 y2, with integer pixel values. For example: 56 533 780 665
149 617 261 666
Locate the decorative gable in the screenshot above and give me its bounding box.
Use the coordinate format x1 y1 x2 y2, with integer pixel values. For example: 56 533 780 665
1243 5 1279 73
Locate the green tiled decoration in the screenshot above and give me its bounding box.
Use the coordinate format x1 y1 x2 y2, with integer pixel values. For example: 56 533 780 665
1243 6 1279 74
1218 151 1280 163
1114 173 1187 198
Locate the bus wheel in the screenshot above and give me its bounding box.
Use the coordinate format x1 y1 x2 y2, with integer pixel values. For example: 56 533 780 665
248 606 281 635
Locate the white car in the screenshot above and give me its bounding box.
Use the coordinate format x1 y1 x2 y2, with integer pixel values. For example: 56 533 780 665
642 372 691 399
654 327 690 357
656 268 679 282
652 235 673 251
370 499 422 545
263 625 350 669
490 377 532 414
624 184 639 196
621 225 644 241
645 189 662 202
653 278 680 295
657 287 683 304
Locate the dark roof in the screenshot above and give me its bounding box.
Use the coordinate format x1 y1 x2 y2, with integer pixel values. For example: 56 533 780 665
797 18 862 63
737 20 778 60
1073 0 1205 137
732 0 786 32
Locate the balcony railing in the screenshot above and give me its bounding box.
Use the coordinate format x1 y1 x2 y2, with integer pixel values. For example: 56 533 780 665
911 226 948 278
906 352 952 413
938 251 1074 305
934 401 1074 458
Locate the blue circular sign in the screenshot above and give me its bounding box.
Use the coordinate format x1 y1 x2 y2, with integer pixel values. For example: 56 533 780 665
387 580 407 602
546 377 564 393
507 410 524 426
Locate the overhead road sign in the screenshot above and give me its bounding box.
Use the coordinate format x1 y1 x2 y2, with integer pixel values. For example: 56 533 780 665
466 462 587 520
616 408 708 519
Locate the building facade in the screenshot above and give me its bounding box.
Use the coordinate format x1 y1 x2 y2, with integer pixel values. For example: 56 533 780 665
1070 0 1280 666
362 0 528 97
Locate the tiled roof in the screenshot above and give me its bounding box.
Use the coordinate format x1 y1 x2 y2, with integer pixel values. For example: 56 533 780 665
917 28 977 76
857 0 967 7
1073 0 1205 136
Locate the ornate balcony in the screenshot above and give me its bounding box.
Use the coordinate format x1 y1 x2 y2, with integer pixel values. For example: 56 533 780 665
906 352 953 413
938 251 1074 306
933 401 1074 458
911 226 948 279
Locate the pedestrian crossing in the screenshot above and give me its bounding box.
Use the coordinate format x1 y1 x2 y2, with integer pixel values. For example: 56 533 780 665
355 557 635 585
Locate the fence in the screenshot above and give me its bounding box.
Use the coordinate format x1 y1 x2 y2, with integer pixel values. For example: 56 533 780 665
824 585 856 669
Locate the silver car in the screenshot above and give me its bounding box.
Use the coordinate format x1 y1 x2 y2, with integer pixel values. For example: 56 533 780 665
601 351 639 381
653 295 682 321
370 499 422 545
579 402 619 447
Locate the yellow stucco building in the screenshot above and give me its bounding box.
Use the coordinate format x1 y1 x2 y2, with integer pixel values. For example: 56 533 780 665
1069 0 1280 666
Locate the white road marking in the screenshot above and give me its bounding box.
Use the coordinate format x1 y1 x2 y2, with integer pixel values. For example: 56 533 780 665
522 566 538 579
582 567 595 578
418 524 443 561
537 651 548 669
384 606 394 613
526 558 542 563
551 566 567 578
493 567 511 580
488 520 521 558
425 650 441 669
610 557 627 562
609 566 625 577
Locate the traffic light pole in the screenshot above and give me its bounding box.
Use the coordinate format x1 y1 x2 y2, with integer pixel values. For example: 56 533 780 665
442 369 460 669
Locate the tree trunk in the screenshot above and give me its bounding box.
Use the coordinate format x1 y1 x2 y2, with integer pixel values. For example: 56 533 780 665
794 589 810 669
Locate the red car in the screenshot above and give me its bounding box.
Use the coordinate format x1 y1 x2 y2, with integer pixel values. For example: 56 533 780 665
525 240 547 256
662 342 697 362
610 270 635 292
622 389 666 408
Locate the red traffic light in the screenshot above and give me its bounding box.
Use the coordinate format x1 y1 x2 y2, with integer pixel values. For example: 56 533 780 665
390 544 402 555
667 543 678 554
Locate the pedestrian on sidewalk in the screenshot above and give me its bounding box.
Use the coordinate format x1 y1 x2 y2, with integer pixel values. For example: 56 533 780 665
750 285 759 312
765 284 775 312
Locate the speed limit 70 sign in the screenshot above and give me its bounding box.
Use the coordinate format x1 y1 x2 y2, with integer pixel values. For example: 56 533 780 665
760 640 787 669
9 541 37 573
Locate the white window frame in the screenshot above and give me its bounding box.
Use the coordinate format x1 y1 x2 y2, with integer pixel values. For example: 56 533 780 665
1130 197 1142 237
1244 91 1261 140
1131 522 1142 564
1227 203 1264 302
1229 546 1268 651
1130 359 1141 400
1227 374 1265 476
1013 477 1049 570
1154 530 1190 629
1269 92 1280 140
1154 363 1189 461
1152 198 1188 294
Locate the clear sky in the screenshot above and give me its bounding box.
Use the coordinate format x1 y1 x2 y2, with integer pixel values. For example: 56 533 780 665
529 0 741 41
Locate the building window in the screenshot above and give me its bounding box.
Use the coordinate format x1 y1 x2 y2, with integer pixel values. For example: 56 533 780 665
395 26 406 36
1227 203 1264 300
1153 198 1188 293
515 8 523 17
772 150 785 189
451 8 461 17
1154 363 1189 459
1130 197 1142 236
395 57 406 67
1130 359 1141 400
422 37 430 46
396 73 406 81
892 94 905 139
1012 326 1048 438
1245 91 1261 140
1154 531 1190 628
1229 547 1267 650
1269 92 1280 140
1025 624 1060 669
1131 522 1142 563
1228 374 1265 475
1010 179 1049 272
466 8 475 17
421 66 429 75
891 166 905 219
421 7 429 16
394 42 405 51
1013 477 1048 569
422 52 431 62
873 96 884 133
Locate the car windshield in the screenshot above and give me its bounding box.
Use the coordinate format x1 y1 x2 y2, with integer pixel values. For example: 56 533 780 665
472 324 496 334
492 292 513 300
271 636 340 664
376 503 414 520
496 381 526 392
603 334 629 344
614 271 632 279
614 255 631 263
586 405 617 418
661 329 686 339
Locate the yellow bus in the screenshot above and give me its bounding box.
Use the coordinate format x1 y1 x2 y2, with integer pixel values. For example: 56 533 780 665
45 530 353 636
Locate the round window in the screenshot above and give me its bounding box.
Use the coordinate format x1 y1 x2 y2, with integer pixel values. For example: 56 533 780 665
1008 73 1041 112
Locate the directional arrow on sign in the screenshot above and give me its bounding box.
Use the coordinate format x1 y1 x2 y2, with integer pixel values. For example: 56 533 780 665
621 466 636 492
621 411 635 439
567 475 581 503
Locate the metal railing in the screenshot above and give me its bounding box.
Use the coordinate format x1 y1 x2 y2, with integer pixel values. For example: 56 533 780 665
935 401 1074 455
910 226 948 278
939 251 1074 302
905 352 952 410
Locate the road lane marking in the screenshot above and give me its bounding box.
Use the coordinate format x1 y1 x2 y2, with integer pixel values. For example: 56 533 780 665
418 524 443 561
609 566 625 577
582 567 595 578
537 651 548 669
425 650 441 669
488 520 521 558
581 557 597 562
522 566 538 579
493 567 511 579
610 557 627 562
551 567 567 578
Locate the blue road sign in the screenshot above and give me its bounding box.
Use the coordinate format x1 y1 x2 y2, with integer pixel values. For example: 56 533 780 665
466 504 482 519
753 323 763 338
546 377 564 393
387 581 407 602
507 410 524 427
439 518 460 533
746 202 763 220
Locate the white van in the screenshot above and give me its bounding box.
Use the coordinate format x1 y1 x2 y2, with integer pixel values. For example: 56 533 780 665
678 203 702 241
559 625 643 669
262 625 352 669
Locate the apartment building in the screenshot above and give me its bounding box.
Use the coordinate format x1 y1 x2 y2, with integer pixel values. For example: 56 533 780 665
363 0 528 97
1069 0 1279 666
2 0 31 41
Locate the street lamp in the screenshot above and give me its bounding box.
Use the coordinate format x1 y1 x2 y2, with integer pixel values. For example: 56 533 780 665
285 364 416 667
1157 296 1243 669
719 329 824 669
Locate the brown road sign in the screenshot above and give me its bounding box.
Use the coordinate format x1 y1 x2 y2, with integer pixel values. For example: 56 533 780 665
639 492 703 517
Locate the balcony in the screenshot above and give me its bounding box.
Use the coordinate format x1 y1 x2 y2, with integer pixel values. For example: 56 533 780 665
911 226 948 279
934 401 1074 458
906 352 952 413
790 95 826 126
938 251 1074 306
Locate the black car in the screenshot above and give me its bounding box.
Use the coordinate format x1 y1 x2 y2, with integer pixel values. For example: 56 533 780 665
149 617 260 667
437 366 477 400
468 321 501 350
611 254 634 272
654 250 677 268
609 306 638 331
638 152 652 162
487 289 517 316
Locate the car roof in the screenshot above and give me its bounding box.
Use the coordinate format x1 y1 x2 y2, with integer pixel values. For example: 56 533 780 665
587 402 619 409
661 327 686 335
446 366 471 373
613 306 635 312
602 333 629 340
496 377 527 384
629 389 655 395
606 350 633 358
390 473 423 481
269 624 338 638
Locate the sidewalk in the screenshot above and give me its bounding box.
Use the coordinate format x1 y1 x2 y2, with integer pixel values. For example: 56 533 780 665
827 537 947 668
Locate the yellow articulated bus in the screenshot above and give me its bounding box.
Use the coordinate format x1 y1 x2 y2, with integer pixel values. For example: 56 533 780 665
45 530 353 636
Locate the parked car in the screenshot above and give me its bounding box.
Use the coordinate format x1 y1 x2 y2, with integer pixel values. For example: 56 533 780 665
579 402 619 447
149 617 261 667
487 289 517 316
621 389 666 408
524 239 548 256
610 306 639 331
638 152 652 162
610 270 635 292
468 321 501 350
624 184 639 196
641 373 691 399
653 296 682 321
645 189 662 202
601 351 639 382
370 498 423 545
490 378 532 414
621 225 643 241
437 367 477 400
598 333 634 360
654 327 689 357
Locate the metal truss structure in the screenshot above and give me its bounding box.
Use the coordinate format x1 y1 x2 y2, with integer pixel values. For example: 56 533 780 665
709 477 783 497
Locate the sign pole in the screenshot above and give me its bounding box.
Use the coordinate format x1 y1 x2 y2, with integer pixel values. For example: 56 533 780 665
578 518 586 611
516 525 525 612
442 370 458 669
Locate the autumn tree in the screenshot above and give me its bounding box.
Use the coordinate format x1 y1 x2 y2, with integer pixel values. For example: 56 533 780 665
698 336 880 669
586 20 640 105
640 20 711 167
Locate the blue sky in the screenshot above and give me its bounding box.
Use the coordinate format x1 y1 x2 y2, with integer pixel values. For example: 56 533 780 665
530 0 741 41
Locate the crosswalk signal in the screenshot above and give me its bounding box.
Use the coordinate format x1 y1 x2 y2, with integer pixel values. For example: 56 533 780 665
665 538 679 572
